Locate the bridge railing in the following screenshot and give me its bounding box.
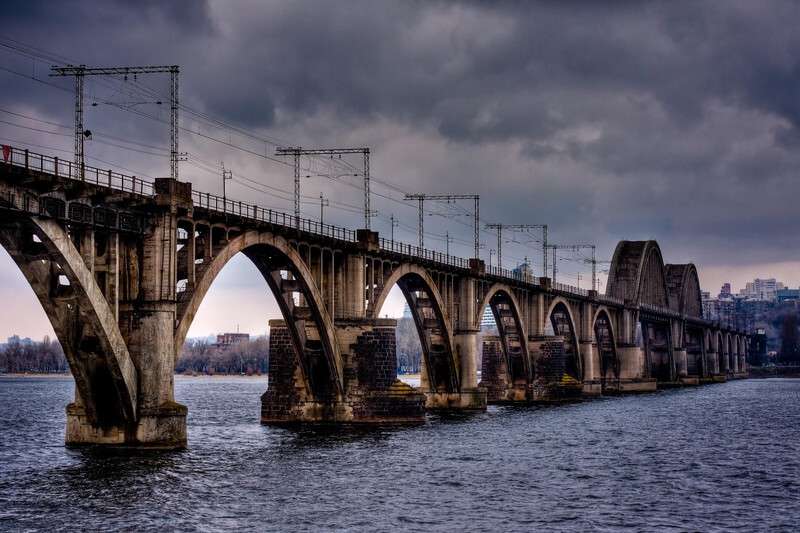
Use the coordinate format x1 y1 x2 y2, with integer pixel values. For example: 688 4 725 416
192 190 357 242
553 281 588 297
639 302 681 318
597 294 625 306
485 265 540 286
3 146 155 196
378 238 470 268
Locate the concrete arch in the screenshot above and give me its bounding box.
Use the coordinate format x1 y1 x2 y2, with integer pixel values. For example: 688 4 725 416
545 296 582 380
475 283 526 334
174 230 343 396
665 264 703 318
370 263 458 392
606 240 669 307
370 263 449 323
476 282 531 382
0 217 137 425
592 307 619 384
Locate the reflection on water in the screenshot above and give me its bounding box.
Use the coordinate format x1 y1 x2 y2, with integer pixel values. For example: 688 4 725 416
1 375 799 531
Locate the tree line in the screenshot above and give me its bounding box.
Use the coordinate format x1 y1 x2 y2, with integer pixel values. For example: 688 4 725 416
0 337 68 374
1 317 468 376
176 337 270 375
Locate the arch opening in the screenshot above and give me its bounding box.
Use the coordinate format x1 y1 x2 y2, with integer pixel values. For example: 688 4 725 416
476 285 530 401
175 233 342 402
684 326 705 377
488 292 529 385
593 310 618 389
640 316 673 382
179 252 273 377
373 270 457 394
547 302 581 381
0 216 136 427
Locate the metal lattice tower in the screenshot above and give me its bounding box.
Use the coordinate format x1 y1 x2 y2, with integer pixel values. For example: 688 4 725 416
169 66 179 181
51 64 181 181
546 243 596 290
403 194 480 257
276 147 370 230
484 224 547 272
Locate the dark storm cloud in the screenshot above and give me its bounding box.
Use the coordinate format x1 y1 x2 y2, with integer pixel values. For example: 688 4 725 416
1 0 799 280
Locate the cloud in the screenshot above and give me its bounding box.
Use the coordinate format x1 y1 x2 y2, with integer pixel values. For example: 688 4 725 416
0 0 798 322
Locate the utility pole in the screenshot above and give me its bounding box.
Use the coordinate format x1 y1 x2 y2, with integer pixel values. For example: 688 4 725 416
51 64 181 181
445 231 453 257
221 163 232 210
389 213 398 242
546 243 596 290
484 223 547 272
403 194 479 256
276 147 370 229
363 149 370 229
319 193 330 224
584 257 611 293
489 249 495 268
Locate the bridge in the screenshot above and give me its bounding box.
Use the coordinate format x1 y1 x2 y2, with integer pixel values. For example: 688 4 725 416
0 146 750 448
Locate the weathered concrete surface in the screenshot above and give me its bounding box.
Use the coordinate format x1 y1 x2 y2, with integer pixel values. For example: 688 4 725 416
261 319 425 424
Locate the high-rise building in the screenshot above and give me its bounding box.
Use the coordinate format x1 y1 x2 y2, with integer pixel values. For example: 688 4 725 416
719 283 732 299
480 305 496 328
739 278 784 301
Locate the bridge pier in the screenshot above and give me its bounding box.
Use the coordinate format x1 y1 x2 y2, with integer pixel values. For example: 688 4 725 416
607 344 657 393
579 340 602 396
261 319 425 424
424 330 487 411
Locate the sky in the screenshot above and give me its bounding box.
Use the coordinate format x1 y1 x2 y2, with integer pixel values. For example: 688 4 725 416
0 0 799 339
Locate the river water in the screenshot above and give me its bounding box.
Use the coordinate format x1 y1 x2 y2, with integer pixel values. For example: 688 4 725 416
1 376 799 532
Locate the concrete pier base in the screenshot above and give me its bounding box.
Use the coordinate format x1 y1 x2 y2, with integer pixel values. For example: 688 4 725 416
425 388 487 411
600 378 658 394
65 402 187 449
582 379 602 396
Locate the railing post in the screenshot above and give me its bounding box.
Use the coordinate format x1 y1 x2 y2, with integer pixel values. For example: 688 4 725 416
108 169 112 188
24 149 28 169
54 157 58 176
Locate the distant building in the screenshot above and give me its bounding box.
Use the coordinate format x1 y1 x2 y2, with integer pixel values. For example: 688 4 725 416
402 302 413 319
719 283 732 299
215 333 250 347
6 335 33 346
776 288 800 303
480 305 496 328
512 260 534 282
738 278 785 301
701 291 714 320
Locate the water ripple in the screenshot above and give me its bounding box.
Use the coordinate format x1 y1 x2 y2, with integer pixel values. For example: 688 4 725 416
1 376 799 531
